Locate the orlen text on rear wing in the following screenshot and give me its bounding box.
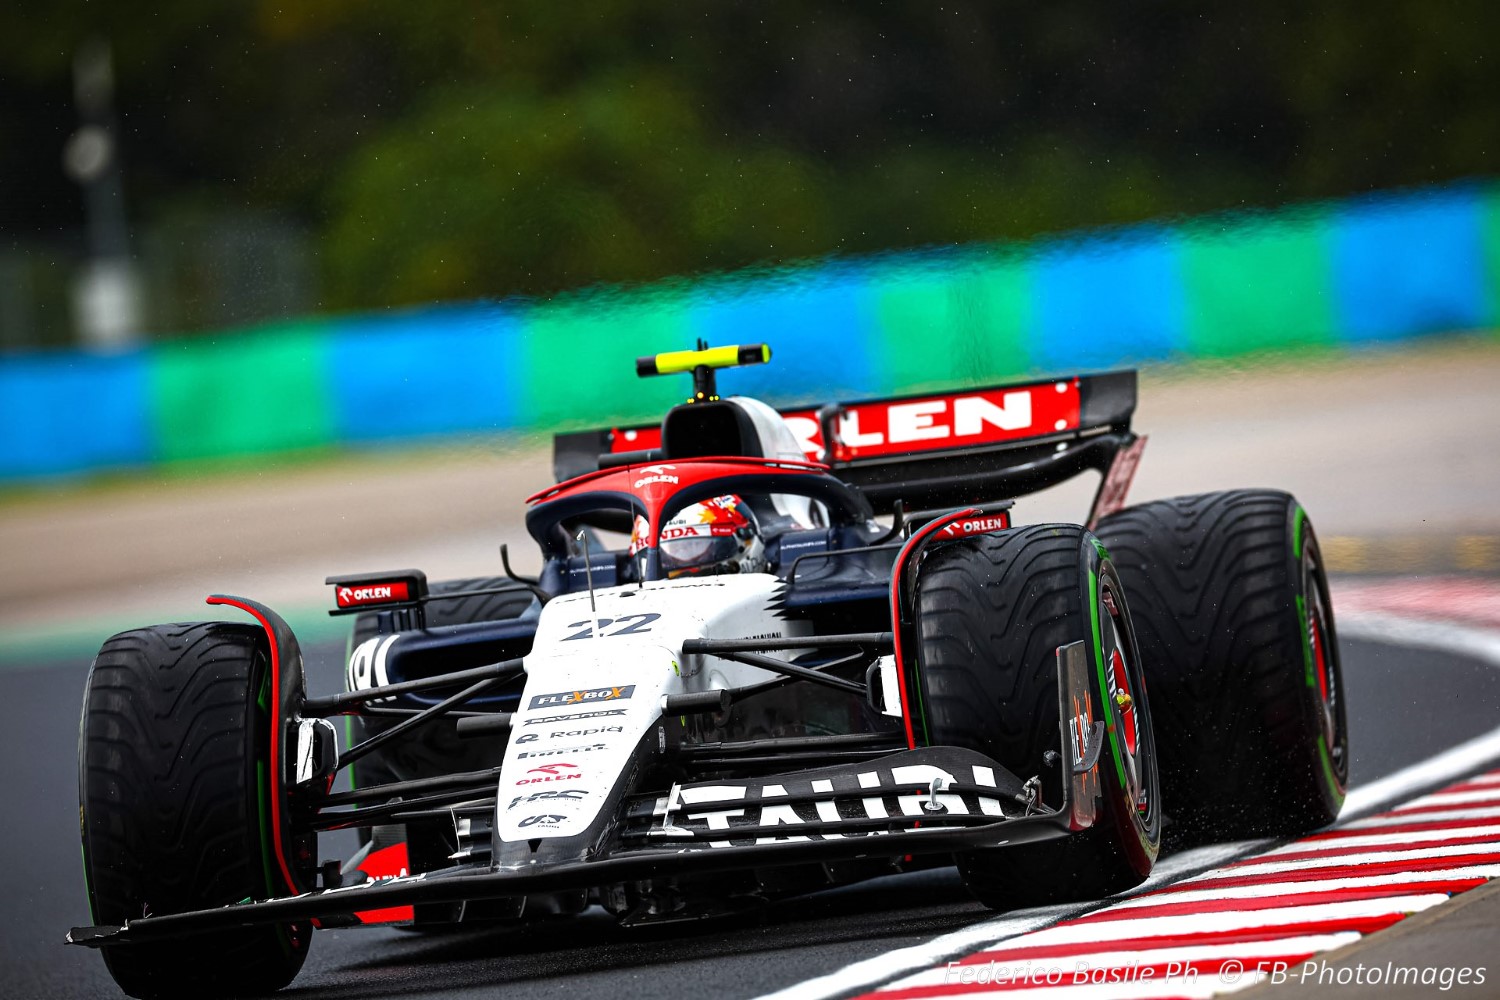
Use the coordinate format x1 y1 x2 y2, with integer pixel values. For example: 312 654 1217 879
553 370 1145 526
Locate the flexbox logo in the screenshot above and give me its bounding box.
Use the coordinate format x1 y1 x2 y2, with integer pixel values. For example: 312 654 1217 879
528 685 635 709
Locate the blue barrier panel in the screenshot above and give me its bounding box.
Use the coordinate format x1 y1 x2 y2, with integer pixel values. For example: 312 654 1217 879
327 304 525 442
1031 227 1187 371
0 350 150 478
691 266 880 402
1332 187 1491 343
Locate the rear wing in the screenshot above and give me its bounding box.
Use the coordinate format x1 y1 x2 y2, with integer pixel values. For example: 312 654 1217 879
553 370 1144 524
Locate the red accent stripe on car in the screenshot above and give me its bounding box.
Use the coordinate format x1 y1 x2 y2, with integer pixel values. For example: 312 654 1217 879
355 842 415 925
204 596 302 900
887 509 982 750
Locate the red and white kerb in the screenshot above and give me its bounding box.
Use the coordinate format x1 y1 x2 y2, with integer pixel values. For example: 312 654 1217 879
853 768 1500 999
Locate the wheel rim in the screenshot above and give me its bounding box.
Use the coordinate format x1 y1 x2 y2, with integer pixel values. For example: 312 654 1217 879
1100 582 1151 817
1304 546 1348 784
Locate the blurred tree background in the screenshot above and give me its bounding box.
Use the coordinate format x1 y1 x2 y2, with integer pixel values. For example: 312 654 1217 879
1 1 1496 345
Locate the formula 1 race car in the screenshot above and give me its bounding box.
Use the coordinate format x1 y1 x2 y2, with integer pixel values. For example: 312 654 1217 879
71 343 1348 999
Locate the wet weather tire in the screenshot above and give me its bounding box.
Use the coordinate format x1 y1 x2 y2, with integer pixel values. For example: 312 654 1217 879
914 524 1162 909
1094 490 1348 843
79 622 309 999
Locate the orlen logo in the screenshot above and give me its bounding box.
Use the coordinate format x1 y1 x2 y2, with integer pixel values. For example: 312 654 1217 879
632 464 679 488
781 381 1080 461
940 514 1011 539
335 580 410 608
516 762 582 785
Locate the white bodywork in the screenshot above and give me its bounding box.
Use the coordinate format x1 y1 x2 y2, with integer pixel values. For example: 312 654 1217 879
492 573 810 852
727 396 822 526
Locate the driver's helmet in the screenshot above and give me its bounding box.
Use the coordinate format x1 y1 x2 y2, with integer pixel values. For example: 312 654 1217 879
656 494 766 577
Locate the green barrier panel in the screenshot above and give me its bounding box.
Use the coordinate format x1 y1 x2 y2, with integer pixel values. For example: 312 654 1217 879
1484 182 1500 328
149 320 336 462
1180 209 1338 356
871 254 1033 394
516 290 696 431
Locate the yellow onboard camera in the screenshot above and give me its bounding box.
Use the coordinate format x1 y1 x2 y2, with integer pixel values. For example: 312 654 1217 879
636 340 771 402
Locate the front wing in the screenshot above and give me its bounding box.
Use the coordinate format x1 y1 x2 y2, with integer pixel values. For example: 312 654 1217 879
70 642 1106 948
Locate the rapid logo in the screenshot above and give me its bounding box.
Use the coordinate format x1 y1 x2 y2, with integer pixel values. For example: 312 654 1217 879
528 685 635 709
518 727 622 743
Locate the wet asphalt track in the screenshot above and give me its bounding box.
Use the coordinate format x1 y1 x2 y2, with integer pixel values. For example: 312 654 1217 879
3 627 1498 1000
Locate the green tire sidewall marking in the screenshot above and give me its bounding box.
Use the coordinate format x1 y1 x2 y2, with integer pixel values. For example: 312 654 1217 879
1293 502 1343 799
910 554 933 746
1088 558 1128 791
257 759 295 954
80 661 95 922
912 602 934 745
1296 594 1315 689
1315 732 1345 805
256 760 277 899
1293 505 1314 688
255 668 278 894
80 840 96 923
343 629 358 786
344 715 357 789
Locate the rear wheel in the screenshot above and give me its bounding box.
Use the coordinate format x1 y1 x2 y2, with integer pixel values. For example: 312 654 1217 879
349 575 537 650
79 622 309 999
914 524 1161 909
1094 490 1347 842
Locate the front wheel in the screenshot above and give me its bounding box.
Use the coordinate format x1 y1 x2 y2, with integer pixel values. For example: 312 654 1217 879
914 524 1162 909
79 622 310 999
1095 490 1348 843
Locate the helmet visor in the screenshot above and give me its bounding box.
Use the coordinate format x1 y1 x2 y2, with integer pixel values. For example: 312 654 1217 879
658 523 740 572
